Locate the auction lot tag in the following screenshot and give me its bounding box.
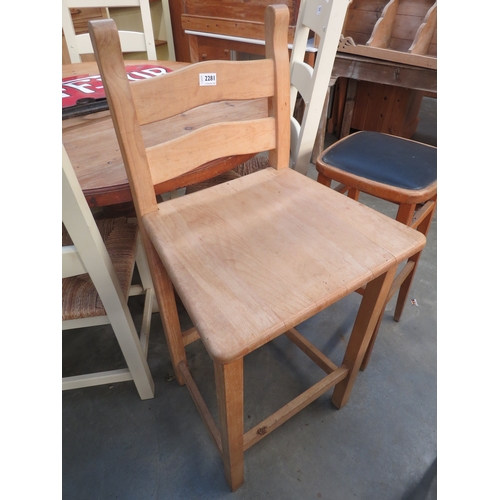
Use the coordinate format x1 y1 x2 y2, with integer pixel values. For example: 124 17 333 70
199 73 217 86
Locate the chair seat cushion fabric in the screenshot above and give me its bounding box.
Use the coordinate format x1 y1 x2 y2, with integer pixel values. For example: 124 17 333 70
62 217 138 320
321 131 437 190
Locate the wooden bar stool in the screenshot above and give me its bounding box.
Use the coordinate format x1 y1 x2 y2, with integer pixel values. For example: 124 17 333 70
316 131 437 369
89 8 427 491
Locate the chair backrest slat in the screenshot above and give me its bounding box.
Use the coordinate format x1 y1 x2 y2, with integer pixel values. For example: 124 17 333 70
62 245 86 278
88 4 291 215
147 117 277 184
131 59 276 126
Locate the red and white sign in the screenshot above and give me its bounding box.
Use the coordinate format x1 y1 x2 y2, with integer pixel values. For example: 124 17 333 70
62 64 172 108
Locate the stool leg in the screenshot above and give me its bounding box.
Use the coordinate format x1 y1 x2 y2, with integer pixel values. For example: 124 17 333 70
214 358 244 491
394 201 435 322
142 233 187 385
316 172 332 187
347 187 360 201
360 307 385 371
332 266 396 408
362 198 436 370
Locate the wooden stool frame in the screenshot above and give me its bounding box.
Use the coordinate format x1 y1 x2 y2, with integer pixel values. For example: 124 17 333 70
89 6 426 490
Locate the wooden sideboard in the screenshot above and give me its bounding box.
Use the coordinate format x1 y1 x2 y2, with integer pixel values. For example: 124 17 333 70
169 0 301 62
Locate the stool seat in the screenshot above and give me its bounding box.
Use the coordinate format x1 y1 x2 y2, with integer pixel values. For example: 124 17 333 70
317 131 437 204
321 131 436 190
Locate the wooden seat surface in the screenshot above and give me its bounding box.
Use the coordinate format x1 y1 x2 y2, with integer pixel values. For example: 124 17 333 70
144 167 425 364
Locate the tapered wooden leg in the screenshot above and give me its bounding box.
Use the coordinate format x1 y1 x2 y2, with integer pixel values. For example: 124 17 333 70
395 202 416 227
214 358 244 491
332 267 396 408
360 307 384 371
347 187 360 201
316 172 332 187
393 200 435 322
394 252 420 322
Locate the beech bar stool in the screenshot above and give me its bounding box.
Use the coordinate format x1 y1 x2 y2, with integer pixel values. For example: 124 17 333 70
316 131 437 370
89 7 427 490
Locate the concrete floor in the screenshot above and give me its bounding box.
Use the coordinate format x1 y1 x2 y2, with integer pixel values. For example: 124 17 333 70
62 97 437 499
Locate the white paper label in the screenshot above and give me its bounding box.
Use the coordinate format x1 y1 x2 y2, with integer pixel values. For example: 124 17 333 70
199 73 217 86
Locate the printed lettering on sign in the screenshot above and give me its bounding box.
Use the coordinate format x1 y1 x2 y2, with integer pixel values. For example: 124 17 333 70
62 65 172 108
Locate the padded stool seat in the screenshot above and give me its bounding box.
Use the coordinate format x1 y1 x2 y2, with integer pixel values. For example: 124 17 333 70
317 131 437 205
321 131 436 190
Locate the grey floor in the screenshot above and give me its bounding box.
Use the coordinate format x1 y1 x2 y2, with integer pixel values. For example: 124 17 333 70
62 97 437 500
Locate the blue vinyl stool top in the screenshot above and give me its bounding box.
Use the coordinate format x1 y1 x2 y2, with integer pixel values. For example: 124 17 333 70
320 131 437 190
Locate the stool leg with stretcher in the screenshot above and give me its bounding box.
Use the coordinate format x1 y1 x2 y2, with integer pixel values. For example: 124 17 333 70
89 9 427 490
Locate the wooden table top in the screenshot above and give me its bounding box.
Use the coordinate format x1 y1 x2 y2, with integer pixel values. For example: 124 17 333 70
62 60 266 207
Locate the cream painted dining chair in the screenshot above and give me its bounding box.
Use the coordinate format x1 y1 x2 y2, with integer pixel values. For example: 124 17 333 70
89 6 425 490
62 0 159 63
289 0 350 174
62 145 155 399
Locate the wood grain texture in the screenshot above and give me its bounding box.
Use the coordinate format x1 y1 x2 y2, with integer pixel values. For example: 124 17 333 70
144 167 425 363
131 59 275 125
181 15 296 44
147 117 276 184
265 3 290 169
183 0 300 24
214 359 244 491
88 8 429 491
340 0 437 68
89 19 158 218
62 59 267 204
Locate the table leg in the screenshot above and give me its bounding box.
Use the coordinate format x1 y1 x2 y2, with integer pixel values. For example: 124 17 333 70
340 78 358 138
188 33 200 62
312 78 336 165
